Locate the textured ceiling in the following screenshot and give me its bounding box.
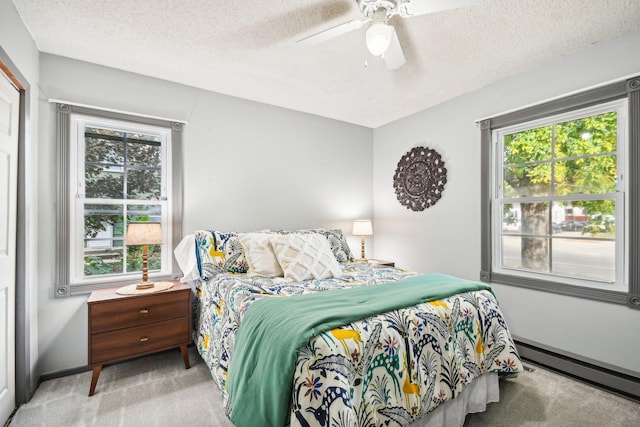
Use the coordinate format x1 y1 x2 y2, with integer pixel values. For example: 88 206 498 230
11 0 640 128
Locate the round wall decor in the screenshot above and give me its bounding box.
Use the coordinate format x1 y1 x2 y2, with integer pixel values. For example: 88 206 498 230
393 146 447 211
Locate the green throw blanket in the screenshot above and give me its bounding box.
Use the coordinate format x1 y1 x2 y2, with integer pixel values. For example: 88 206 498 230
227 273 493 427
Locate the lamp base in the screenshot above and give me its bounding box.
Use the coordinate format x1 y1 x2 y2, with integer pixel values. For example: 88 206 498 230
359 235 368 261
135 282 155 290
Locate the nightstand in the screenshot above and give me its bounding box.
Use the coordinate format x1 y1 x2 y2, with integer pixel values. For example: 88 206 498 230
368 259 395 267
87 281 192 396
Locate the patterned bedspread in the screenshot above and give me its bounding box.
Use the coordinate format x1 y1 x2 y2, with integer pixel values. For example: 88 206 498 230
193 262 522 426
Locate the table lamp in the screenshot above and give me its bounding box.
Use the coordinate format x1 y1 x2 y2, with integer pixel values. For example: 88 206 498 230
125 222 162 290
352 219 373 261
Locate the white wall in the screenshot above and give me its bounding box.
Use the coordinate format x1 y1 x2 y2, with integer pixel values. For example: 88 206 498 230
36 54 373 374
0 0 40 394
373 32 640 375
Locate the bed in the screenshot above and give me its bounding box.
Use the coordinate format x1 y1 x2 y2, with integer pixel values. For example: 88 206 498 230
175 229 522 427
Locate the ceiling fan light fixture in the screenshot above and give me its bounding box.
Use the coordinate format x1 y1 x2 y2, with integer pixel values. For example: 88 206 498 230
365 22 393 56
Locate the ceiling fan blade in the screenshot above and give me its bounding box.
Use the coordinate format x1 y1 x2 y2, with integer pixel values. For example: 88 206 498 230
383 27 405 70
297 19 369 47
398 0 484 17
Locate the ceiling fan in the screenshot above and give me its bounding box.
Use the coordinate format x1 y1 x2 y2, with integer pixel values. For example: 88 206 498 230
297 0 484 70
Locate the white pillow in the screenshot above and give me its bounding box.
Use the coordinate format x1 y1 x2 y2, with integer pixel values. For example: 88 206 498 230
271 233 342 282
238 233 284 278
173 234 200 283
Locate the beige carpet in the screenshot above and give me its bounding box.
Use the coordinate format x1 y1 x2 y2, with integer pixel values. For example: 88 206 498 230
465 367 639 427
7 347 640 427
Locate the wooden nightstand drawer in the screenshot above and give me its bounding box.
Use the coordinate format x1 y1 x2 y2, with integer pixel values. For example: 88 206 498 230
90 317 189 364
90 291 189 333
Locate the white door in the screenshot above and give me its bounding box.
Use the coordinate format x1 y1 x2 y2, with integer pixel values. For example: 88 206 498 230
0 71 19 423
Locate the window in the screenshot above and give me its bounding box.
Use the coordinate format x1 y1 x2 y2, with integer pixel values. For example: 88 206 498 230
480 76 640 308
495 101 625 289
55 103 183 296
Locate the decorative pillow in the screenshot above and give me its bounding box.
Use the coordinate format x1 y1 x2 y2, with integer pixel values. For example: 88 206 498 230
194 230 225 280
271 233 342 282
272 228 354 263
194 230 248 278
315 229 355 263
213 231 248 274
238 233 283 278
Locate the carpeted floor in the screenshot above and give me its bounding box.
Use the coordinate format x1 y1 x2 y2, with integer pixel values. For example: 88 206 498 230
6 346 640 427
464 366 639 427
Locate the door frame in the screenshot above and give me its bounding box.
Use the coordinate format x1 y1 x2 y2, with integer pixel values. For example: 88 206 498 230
0 46 33 405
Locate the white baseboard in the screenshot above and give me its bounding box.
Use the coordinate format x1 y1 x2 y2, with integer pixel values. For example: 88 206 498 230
514 338 640 401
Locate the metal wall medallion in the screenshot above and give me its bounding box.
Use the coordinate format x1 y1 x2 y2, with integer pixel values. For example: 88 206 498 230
393 146 447 211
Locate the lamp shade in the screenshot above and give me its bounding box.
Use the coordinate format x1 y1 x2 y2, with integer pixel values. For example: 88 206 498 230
352 219 373 236
366 22 393 56
125 222 163 246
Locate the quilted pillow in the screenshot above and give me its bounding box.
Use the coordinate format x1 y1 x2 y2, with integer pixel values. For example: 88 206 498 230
272 229 354 263
194 230 248 278
238 233 283 278
271 233 342 282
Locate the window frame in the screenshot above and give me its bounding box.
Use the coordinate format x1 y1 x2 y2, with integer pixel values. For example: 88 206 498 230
480 76 640 309
492 99 627 291
55 103 184 296
69 114 172 285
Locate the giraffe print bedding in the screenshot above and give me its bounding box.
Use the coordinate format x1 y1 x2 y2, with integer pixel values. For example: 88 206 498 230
193 262 522 426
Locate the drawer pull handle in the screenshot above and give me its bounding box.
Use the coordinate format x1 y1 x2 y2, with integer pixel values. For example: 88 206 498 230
140 337 149 342
140 309 149 314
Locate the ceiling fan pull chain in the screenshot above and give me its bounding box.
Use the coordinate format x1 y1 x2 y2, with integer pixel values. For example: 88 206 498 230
364 43 369 68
